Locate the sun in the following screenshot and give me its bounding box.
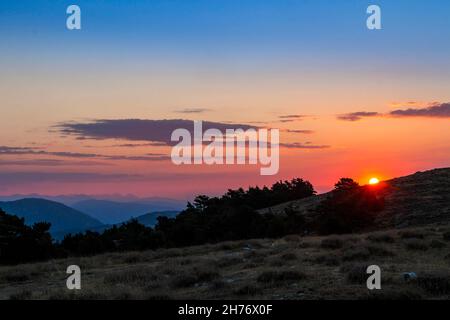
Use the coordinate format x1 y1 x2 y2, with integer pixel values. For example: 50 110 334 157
369 177 380 185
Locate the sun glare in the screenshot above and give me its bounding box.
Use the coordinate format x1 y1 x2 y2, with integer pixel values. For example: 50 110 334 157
369 177 380 185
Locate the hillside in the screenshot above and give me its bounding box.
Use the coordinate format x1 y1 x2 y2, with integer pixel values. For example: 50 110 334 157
0 198 103 235
1 224 450 300
259 167 450 230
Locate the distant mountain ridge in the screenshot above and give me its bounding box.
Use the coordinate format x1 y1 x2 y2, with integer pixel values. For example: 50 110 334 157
71 199 183 224
0 194 186 207
0 198 103 235
132 211 179 227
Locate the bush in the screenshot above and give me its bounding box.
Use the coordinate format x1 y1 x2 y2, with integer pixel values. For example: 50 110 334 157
342 248 371 261
442 232 450 241
404 239 428 251
314 254 340 266
362 288 423 300
342 264 370 284
430 240 446 249
320 237 344 249
103 268 157 285
399 230 425 239
257 270 305 283
9 290 33 300
234 285 263 296
367 233 395 243
171 266 220 288
171 274 198 288
417 272 450 295
280 253 297 261
365 245 395 257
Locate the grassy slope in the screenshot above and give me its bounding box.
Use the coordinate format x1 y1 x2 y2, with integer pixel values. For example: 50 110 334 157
1 225 450 300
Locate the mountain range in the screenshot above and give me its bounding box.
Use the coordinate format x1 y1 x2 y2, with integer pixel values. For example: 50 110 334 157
71 199 182 224
0 198 103 235
0 197 182 239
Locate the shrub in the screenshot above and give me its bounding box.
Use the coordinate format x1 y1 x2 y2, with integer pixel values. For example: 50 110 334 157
343 264 370 284
442 232 450 241
399 230 425 239
214 256 243 268
320 237 344 249
103 268 157 285
367 233 395 243
257 270 305 283
9 290 33 300
280 253 297 261
234 285 263 296
171 274 198 288
342 248 371 261
429 240 446 249
146 294 172 300
314 254 340 266
366 245 395 257
417 272 450 295
404 239 428 251
171 265 220 288
362 288 423 300
283 235 302 242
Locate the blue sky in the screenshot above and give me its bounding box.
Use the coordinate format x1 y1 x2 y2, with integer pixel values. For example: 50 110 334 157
1 0 450 68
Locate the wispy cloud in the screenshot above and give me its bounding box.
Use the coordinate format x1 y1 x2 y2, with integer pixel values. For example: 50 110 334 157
0 145 170 161
279 114 305 119
0 159 113 167
174 108 211 114
0 172 149 184
285 129 315 134
55 119 257 145
390 102 450 118
277 114 306 123
337 112 380 122
279 142 330 149
337 102 450 121
114 142 167 147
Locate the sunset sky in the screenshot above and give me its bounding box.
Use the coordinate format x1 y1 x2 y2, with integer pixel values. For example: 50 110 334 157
1 0 450 200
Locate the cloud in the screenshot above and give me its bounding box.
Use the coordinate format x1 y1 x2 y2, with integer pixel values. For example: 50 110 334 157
55 119 258 145
0 159 113 166
0 172 148 185
337 102 450 121
285 129 315 134
0 170 235 186
114 142 167 147
278 114 305 119
277 114 306 122
389 102 450 118
279 142 330 149
175 108 211 114
337 112 380 121
0 145 170 162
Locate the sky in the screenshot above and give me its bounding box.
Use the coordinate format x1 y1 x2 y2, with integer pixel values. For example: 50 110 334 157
1 0 450 200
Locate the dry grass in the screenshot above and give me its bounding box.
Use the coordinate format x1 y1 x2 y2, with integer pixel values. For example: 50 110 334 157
2 225 450 300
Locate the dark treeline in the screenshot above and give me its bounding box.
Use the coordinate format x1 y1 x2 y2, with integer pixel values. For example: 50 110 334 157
0 177 385 265
62 178 316 256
